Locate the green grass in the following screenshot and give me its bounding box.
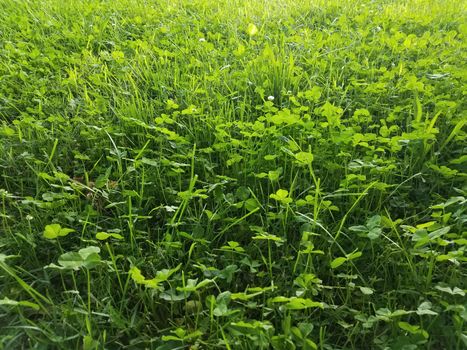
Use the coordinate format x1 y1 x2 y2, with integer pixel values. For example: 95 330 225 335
0 0 466 348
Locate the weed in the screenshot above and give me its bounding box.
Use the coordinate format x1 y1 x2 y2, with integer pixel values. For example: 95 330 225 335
0 0 466 349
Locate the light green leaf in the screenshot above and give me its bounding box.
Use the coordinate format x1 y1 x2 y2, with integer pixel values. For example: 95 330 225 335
359 286 374 295
398 321 428 338
230 291 264 300
78 246 100 260
130 264 182 290
82 253 101 270
57 252 84 270
247 23 258 36
435 285 465 296
270 189 292 204
96 232 124 240
270 296 290 303
0 297 40 310
347 251 362 260
0 254 15 263
43 224 74 239
161 335 182 342
267 169 281 182
295 152 314 165
129 266 146 284
252 232 284 242
330 257 347 269
285 297 323 310
176 278 213 292
43 224 61 239
416 301 438 316
244 198 260 211
0 125 15 137
428 226 450 239
264 154 278 161
398 321 420 333
96 232 111 240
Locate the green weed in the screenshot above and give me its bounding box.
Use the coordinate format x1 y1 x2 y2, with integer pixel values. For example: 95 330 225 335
0 0 466 349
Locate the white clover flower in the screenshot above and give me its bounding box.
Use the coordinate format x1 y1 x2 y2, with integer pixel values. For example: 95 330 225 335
199 38 206 42
26 215 34 221
267 95 275 101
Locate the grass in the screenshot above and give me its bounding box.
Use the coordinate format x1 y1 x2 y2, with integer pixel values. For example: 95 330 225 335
0 0 466 349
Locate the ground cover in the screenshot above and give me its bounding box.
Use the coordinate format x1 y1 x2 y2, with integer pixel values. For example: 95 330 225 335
0 0 466 348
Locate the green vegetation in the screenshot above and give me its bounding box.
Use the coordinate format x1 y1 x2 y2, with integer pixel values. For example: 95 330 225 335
0 0 466 348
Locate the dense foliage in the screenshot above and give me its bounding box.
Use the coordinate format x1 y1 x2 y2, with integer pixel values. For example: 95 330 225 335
0 0 466 349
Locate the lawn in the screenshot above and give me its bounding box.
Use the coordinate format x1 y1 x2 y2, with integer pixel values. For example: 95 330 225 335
0 0 466 349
